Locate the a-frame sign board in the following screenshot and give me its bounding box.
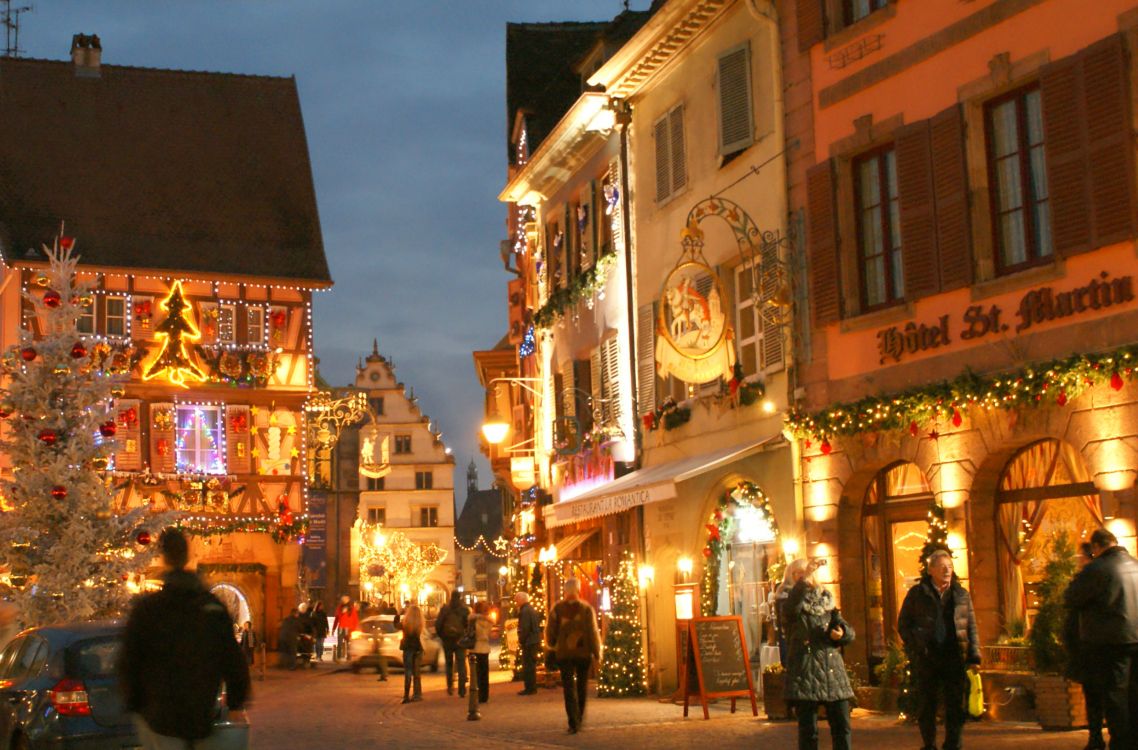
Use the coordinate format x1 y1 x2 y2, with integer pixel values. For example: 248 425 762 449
680 615 758 720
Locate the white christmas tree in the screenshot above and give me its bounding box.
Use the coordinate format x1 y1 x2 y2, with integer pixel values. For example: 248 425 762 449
0 238 165 627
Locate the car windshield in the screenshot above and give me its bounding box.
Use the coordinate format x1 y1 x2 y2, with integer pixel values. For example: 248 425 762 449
71 637 120 678
363 620 397 635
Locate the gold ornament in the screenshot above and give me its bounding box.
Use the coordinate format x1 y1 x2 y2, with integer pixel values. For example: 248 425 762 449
33 273 50 287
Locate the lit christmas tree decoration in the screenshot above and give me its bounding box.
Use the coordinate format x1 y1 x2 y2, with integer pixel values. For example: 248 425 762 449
597 550 647 698
142 280 205 387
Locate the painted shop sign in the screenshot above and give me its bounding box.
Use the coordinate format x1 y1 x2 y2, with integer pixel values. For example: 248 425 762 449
876 272 1134 364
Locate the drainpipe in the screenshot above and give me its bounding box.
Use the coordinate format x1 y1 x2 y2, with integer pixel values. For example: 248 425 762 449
615 99 640 472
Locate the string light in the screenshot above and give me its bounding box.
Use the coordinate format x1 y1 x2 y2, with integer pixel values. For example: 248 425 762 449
597 550 648 698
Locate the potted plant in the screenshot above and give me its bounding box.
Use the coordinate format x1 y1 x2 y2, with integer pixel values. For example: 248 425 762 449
871 638 910 715
762 663 790 720
1029 531 1087 730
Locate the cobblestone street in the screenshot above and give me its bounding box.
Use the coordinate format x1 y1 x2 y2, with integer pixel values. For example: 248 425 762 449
245 662 1090 749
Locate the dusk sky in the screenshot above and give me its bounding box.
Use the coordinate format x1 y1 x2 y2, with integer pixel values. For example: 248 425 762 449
18 1 640 503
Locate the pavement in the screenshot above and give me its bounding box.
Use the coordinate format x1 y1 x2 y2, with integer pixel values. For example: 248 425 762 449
245 657 1094 749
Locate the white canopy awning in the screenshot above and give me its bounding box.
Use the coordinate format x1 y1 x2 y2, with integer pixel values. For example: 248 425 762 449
545 435 783 528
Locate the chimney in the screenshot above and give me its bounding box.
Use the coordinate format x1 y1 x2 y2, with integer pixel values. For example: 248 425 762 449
70 33 102 77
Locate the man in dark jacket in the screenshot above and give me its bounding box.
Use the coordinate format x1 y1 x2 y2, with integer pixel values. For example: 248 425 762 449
435 590 469 696
515 591 542 695
898 549 980 750
1065 542 1106 750
119 528 250 748
1064 528 1138 750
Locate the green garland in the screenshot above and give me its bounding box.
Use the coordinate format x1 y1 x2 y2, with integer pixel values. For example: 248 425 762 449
700 481 781 616
785 343 1138 440
534 251 618 329
174 514 309 543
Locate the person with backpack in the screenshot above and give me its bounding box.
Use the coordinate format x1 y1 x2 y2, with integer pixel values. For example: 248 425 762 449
435 590 469 696
547 578 601 734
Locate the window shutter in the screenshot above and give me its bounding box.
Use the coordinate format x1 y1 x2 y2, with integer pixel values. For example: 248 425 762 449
608 158 624 252
806 160 841 326
564 203 575 279
760 243 785 372
897 119 940 299
654 116 672 203
1083 34 1136 247
931 104 973 291
797 0 825 53
1041 51 1092 255
590 348 603 422
227 404 251 474
602 337 622 424
149 402 175 474
112 399 142 472
560 360 576 419
670 105 687 193
637 302 657 416
574 359 593 433
717 43 754 156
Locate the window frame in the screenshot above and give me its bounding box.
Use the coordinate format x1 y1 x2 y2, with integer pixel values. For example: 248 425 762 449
174 404 226 475
984 83 1051 276
843 0 888 26
716 41 755 157
415 470 433 490
365 476 385 492
366 507 385 525
103 294 128 338
418 506 439 528
853 144 904 312
247 306 266 347
216 303 237 345
76 298 95 335
653 104 687 204
394 434 411 455
734 263 763 377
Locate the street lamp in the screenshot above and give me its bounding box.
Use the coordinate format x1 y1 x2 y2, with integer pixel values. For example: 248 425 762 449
480 377 541 446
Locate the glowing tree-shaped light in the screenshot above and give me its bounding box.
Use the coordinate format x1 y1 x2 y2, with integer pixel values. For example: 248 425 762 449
358 522 447 598
143 281 204 387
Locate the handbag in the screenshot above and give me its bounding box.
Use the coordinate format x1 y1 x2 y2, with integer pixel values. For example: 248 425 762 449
457 619 476 650
966 668 984 718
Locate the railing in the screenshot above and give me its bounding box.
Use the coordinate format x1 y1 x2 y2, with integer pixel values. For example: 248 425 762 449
981 645 1033 672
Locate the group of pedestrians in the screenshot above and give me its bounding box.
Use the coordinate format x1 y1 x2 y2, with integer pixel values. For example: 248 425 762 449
276 598 331 669
418 591 492 715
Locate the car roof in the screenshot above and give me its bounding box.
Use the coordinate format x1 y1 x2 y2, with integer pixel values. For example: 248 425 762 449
361 615 394 623
16 621 122 648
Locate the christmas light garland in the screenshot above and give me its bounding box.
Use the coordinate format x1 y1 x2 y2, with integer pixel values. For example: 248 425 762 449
533 251 618 329
785 343 1138 441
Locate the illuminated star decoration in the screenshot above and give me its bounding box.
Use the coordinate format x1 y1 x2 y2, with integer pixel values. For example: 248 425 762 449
142 280 205 388
492 536 509 555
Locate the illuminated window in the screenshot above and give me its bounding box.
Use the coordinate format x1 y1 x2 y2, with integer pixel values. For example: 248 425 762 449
247 307 266 346
105 296 127 337
175 405 225 474
217 304 237 345
77 299 94 334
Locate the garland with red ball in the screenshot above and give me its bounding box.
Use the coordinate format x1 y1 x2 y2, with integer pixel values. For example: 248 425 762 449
699 481 781 616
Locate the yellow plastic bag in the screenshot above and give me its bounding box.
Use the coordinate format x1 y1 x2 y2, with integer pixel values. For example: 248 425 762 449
967 668 984 718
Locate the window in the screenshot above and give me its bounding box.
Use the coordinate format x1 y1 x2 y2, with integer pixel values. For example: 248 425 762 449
174 404 225 474
736 265 763 376
104 295 127 337
394 434 411 454
654 105 687 203
369 397 384 416
419 507 439 527
77 298 94 334
592 337 623 426
366 476 385 491
844 0 887 25
217 304 237 344
855 147 903 310
415 471 433 490
366 507 385 525
986 86 1051 273
247 306 266 346
717 43 754 156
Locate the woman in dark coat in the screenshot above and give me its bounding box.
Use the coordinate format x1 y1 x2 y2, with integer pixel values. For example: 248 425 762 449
309 601 330 663
782 559 854 750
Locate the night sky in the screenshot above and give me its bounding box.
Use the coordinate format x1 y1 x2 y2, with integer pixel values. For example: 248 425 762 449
17 1 640 502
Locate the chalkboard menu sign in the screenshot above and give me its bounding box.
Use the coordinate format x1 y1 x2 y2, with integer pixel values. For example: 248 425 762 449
681 616 757 720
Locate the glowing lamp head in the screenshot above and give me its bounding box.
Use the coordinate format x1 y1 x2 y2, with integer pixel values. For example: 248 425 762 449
481 415 510 445
782 538 801 557
372 531 386 549
637 564 655 589
498 565 509 577
676 556 693 577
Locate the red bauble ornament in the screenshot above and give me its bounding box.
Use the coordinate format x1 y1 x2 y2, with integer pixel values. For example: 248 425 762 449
909 421 919 437
0 402 12 419
70 342 88 359
50 485 67 500
702 547 712 558
42 290 61 308
1111 371 1125 391
99 421 117 437
19 347 36 362
136 530 151 546
37 429 57 445
951 409 962 428
1057 391 1068 407
820 439 832 456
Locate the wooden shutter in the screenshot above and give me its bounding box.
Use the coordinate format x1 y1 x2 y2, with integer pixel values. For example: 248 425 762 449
1041 49 1092 255
1083 35 1136 247
670 105 687 194
602 337 623 424
897 119 940 299
717 43 754 155
760 243 785 372
608 158 624 252
560 360 576 419
797 0 825 53
590 348 603 422
806 160 841 326
149 402 175 474
564 203 576 280
931 104 973 291
227 404 251 474
112 399 141 472
636 302 657 416
654 115 671 203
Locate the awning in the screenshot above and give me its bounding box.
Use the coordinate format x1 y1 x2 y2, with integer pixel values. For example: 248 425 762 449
518 548 535 567
545 435 783 527
553 528 599 560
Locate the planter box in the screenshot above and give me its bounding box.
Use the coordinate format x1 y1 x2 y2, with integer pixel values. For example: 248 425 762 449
853 685 899 714
762 672 790 720
1033 674 1087 730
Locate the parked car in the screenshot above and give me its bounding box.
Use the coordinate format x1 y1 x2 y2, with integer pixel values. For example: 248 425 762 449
0 621 247 749
348 615 440 674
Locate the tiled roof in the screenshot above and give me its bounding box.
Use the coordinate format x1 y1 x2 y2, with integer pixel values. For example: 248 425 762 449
0 57 330 284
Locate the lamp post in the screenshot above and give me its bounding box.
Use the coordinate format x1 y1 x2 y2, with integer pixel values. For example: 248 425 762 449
638 562 655 688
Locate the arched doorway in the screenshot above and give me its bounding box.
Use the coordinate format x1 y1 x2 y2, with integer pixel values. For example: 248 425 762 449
211 583 252 630
995 439 1101 630
862 462 933 668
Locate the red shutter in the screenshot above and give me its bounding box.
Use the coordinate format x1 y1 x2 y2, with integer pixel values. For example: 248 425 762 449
112 399 142 472
931 104 973 291
149 402 175 474
797 0 825 53
1083 34 1136 247
806 160 841 326
896 120 940 299
227 404 251 474
1041 51 1092 255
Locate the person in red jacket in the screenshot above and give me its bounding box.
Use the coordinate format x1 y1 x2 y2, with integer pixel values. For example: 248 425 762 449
332 596 359 661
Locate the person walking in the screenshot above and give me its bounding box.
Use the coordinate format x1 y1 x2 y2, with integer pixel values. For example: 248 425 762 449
516 591 542 695
277 608 301 670
309 601 329 664
898 548 982 750
1065 528 1138 750
435 590 469 696
119 528 250 750
332 596 358 662
1065 541 1105 750
781 559 854 750
469 600 493 704
546 578 601 734
399 604 425 703
239 621 257 667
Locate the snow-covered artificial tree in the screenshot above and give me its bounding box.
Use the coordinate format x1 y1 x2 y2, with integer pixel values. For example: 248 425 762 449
0 239 165 626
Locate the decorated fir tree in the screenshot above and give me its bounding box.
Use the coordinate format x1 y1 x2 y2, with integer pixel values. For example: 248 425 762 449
597 550 647 698
0 240 164 626
918 500 950 575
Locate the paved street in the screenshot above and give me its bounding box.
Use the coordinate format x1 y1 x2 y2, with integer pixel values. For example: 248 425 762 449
246 661 1091 749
